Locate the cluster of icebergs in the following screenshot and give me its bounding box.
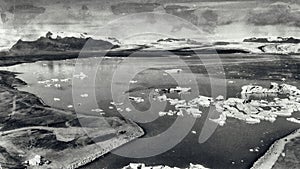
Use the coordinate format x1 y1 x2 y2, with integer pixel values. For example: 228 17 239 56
37 78 70 88
122 163 209 169
212 83 300 126
154 87 211 118
24 155 50 166
153 83 300 126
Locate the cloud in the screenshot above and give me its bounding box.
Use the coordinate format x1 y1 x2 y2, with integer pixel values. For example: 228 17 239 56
111 3 161 15
247 2 300 27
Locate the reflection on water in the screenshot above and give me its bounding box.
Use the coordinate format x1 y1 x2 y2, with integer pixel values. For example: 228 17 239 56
0 57 299 169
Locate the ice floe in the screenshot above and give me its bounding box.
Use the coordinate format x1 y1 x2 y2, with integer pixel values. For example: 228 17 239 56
24 155 50 167
286 117 300 124
53 98 61 102
164 68 182 74
73 72 88 80
129 96 144 103
170 87 191 94
80 93 89 98
152 83 300 126
129 80 138 84
122 163 209 169
91 108 103 112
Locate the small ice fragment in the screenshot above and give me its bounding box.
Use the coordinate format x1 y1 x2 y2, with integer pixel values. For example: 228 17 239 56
249 149 254 152
191 130 196 134
110 102 123 106
91 108 103 112
170 86 191 94
53 98 60 101
26 155 42 166
54 84 61 88
73 72 88 80
44 84 52 88
157 94 167 102
281 152 285 157
216 95 224 101
80 94 89 98
158 111 167 116
286 117 300 124
165 69 182 74
129 80 138 84
129 96 144 103
125 108 132 112
60 78 69 82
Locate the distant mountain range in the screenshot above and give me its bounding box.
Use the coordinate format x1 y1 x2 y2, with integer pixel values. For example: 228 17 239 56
243 37 300 44
1 33 300 61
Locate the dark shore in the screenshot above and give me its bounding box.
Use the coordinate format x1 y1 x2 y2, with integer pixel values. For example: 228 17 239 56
0 70 144 168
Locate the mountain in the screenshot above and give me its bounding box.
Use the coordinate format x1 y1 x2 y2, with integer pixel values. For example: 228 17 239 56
243 37 300 44
9 32 116 55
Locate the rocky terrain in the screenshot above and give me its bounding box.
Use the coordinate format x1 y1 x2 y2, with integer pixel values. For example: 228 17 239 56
0 71 144 169
251 129 300 169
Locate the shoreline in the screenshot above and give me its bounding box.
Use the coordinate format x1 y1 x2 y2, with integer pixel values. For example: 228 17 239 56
0 70 144 169
251 128 300 169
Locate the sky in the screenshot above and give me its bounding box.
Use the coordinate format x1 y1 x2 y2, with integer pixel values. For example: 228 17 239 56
0 0 300 49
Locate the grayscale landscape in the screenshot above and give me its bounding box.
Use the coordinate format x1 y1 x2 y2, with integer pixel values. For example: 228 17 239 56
0 0 299 169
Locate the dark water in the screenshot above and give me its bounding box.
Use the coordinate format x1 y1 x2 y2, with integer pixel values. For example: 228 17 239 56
0 55 299 169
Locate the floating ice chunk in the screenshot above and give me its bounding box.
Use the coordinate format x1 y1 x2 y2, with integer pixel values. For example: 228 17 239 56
129 96 144 103
122 163 209 169
38 80 50 84
129 80 138 84
44 84 52 88
54 84 61 88
189 96 213 107
169 99 186 105
186 108 202 118
189 163 210 169
157 94 167 102
110 102 123 106
170 86 191 94
80 94 89 98
53 98 60 101
177 110 184 116
209 113 226 126
51 78 59 82
191 130 196 134
215 95 224 101
286 117 300 124
60 78 70 82
245 118 260 124
165 69 182 74
25 155 42 166
159 111 167 116
91 108 103 112
73 72 88 80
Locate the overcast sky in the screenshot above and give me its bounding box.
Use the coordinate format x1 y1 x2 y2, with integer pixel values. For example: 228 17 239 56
0 0 300 49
